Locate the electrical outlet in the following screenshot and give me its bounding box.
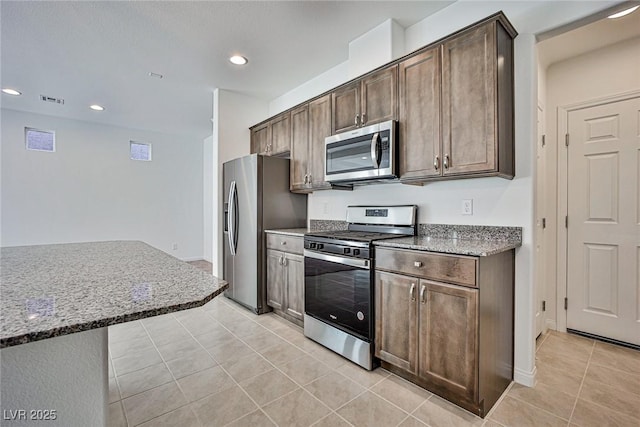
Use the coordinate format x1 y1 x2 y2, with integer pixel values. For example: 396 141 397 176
462 199 473 215
172 243 178 251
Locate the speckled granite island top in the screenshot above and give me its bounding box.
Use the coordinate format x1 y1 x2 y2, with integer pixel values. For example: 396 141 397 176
0 241 227 348
264 228 308 237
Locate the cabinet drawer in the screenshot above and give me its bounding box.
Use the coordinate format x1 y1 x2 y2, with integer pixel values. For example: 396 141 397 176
375 247 477 287
266 234 303 255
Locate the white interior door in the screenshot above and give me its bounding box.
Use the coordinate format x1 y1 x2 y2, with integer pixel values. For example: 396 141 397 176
535 104 546 338
566 96 640 345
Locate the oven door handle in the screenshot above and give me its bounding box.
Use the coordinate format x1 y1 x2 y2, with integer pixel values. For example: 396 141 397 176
304 250 370 270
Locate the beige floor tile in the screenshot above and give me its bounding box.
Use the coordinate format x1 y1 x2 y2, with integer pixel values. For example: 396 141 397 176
413 396 484 427
108 401 127 427
508 382 576 420
137 405 202 427
156 337 202 362
110 335 155 359
287 334 327 353
221 352 274 382
337 362 389 388
142 315 182 333
122 382 188 426
273 324 305 341
306 371 366 410
483 420 506 427
208 338 255 363
191 385 257 427
244 330 288 352
278 354 332 386
536 335 593 363
570 398 640 427
397 415 428 427
194 327 236 349
109 377 120 403
548 331 594 349
535 362 584 396
590 342 640 375
262 389 331 427
178 317 221 337
112 347 163 376
489 395 567 427
579 377 640 419
536 350 589 379
166 349 218 379
225 409 276 427
336 391 408 427
584 363 640 396
177 365 235 402
118 363 174 399
147 325 192 347
259 342 306 366
311 413 353 427
370 375 431 413
224 320 267 338
309 346 349 369
239 369 299 405
109 321 148 344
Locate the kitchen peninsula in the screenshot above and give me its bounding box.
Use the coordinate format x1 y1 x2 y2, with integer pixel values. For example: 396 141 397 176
0 241 227 427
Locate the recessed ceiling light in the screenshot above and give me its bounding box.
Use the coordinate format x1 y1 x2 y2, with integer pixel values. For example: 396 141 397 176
2 88 22 96
90 104 105 111
229 55 248 65
608 5 639 18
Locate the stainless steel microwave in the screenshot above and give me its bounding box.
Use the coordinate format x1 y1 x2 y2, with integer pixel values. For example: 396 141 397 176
324 120 397 184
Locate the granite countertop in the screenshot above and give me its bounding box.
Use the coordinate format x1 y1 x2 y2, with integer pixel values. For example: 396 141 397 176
0 241 227 348
375 236 521 257
265 228 308 237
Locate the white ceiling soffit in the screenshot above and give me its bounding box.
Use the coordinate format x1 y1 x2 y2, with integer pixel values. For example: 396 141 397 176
538 3 640 68
0 1 454 140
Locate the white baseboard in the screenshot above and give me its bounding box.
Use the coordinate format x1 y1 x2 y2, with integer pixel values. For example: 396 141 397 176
514 365 536 387
181 256 204 262
545 319 557 331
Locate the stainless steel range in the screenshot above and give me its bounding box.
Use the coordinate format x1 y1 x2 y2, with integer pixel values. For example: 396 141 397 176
303 205 417 370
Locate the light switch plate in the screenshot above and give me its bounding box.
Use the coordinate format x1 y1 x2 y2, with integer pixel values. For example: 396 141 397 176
462 199 473 215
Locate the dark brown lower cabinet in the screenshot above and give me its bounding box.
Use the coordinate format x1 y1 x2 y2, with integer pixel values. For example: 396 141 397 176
375 248 514 417
266 234 305 326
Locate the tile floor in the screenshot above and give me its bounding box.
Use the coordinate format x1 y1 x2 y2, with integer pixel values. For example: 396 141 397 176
107 262 640 427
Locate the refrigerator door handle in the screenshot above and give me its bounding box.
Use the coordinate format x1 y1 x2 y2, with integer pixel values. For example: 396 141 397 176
232 180 239 253
227 181 237 256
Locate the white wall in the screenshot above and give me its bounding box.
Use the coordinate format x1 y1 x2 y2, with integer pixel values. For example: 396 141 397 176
543 36 640 329
259 0 617 387
211 89 268 276
203 135 214 262
1 109 204 260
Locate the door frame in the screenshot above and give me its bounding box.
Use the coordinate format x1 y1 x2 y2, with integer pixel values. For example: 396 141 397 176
556 89 640 332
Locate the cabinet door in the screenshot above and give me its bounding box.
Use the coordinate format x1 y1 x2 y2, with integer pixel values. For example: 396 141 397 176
332 81 360 134
375 271 418 374
418 280 478 400
290 105 309 191
399 48 441 180
251 123 270 155
361 66 398 127
266 249 285 310
442 22 496 176
271 112 291 155
308 94 332 189
284 253 304 321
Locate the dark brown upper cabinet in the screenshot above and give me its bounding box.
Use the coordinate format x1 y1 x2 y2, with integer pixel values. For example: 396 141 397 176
399 17 515 183
332 66 398 134
250 112 291 157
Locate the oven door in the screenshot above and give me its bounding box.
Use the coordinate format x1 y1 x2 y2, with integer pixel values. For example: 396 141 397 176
304 250 373 341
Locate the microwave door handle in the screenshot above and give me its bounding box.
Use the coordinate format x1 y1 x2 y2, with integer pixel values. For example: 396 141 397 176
370 132 380 168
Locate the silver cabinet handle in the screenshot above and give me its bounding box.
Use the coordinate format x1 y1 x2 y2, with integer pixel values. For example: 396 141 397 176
281 241 287 245
283 257 288 267
308 174 312 183
443 154 450 169
279 255 284 266
361 113 366 125
420 285 427 304
304 174 308 184
354 114 359 126
410 283 416 301
414 261 423 268
434 156 440 171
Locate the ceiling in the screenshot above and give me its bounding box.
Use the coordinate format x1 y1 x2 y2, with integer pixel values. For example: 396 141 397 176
538 4 640 68
1 1 454 140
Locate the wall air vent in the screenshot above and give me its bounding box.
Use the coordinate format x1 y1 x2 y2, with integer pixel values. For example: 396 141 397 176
40 95 64 105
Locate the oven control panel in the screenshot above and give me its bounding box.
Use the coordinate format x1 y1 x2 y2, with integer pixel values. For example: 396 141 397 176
304 239 370 260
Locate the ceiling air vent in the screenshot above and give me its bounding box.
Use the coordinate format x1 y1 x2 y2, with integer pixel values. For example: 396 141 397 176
40 95 64 105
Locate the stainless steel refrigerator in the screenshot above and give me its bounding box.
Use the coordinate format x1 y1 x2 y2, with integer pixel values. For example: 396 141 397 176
223 154 307 314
